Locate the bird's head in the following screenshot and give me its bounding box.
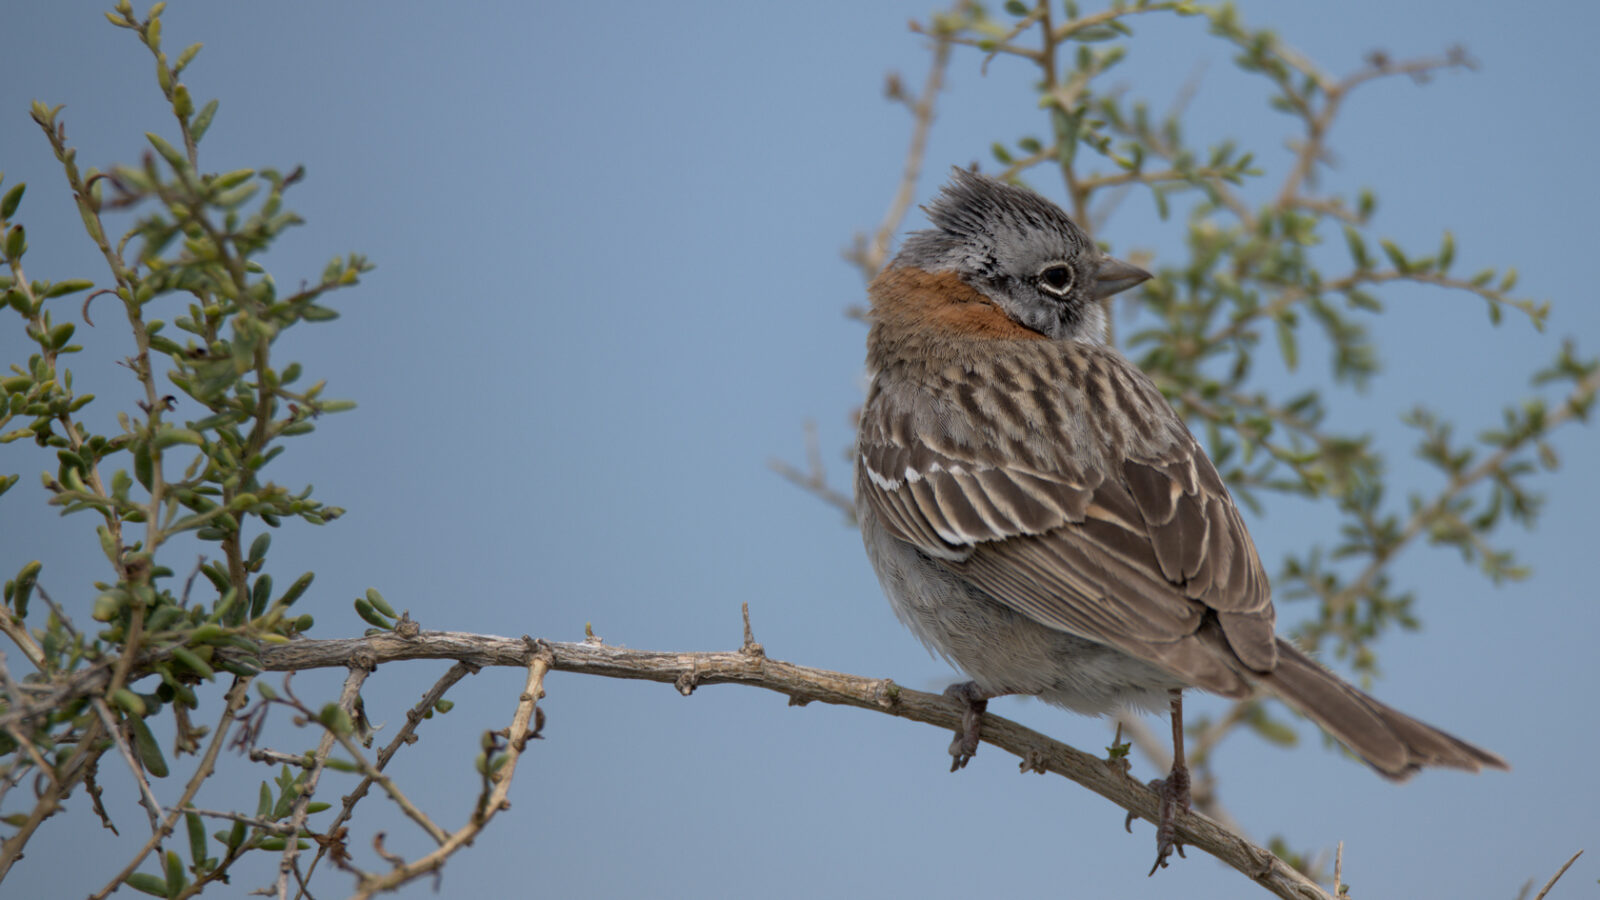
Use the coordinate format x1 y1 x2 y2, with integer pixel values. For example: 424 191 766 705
891 167 1151 343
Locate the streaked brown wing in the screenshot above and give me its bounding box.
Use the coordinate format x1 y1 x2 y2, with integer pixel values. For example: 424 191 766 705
856 348 1276 682
856 437 1094 558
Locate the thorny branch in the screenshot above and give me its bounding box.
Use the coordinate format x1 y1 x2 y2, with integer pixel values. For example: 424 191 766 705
246 628 1332 900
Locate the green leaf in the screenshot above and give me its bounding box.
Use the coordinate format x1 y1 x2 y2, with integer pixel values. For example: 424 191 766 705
42 278 95 299
250 573 272 618
145 132 187 172
4 224 25 260
164 849 187 896
173 41 202 74
1342 226 1369 270
134 442 155 490
318 703 354 736
185 811 207 866
365 587 396 617
1275 316 1298 371
152 426 203 449
279 571 314 607
111 688 148 716
93 590 125 621
128 713 170 778
0 183 23 220
354 598 390 629
172 83 193 120
190 99 220 143
1070 25 1122 42
124 873 170 897
47 322 76 350
10 560 41 618
171 646 215 680
1379 239 1409 273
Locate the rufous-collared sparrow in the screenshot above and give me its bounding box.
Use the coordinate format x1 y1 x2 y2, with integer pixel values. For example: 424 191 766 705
854 168 1506 872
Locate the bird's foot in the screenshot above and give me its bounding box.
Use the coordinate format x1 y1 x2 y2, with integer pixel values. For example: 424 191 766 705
943 681 989 772
1145 761 1191 876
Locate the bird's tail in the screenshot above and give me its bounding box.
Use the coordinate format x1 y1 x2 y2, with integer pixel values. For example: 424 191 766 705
1256 639 1508 780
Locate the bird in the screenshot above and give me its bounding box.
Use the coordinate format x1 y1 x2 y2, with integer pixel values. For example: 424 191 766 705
853 167 1507 874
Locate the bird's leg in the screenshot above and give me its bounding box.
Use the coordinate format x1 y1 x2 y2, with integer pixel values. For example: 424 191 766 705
943 681 998 772
1147 688 1191 875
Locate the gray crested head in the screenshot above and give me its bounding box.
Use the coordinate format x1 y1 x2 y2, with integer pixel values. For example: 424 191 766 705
891 167 1151 342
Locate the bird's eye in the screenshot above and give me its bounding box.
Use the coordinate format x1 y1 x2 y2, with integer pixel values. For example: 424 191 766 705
1038 264 1074 296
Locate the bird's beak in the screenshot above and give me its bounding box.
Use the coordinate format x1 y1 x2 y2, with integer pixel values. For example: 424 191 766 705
1093 256 1152 300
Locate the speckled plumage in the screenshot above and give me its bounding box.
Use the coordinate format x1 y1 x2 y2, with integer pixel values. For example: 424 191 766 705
853 170 1505 868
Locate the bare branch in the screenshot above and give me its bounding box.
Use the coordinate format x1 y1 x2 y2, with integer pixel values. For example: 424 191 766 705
251 629 1330 900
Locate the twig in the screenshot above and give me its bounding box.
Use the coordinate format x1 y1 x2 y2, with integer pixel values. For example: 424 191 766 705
1275 49 1476 210
298 661 479 893
249 748 319 768
1089 60 1209 233
349 644 552 899
274 664 372 900
91 698 164 833
769 419 855 519
87 677 254 900
0 712 108 882
1532 850 1583 900
0 652 61 796
183 807 299 836
0 610 47 671
319 715 449 848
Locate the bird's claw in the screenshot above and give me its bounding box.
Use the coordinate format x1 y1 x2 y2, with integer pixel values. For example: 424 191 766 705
943 682 989 772
1145 763 1191 876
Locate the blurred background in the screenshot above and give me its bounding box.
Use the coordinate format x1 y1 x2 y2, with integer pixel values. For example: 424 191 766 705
2 2 1595 897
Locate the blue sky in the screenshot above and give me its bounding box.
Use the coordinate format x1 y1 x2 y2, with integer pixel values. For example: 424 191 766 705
2 2 1596 898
